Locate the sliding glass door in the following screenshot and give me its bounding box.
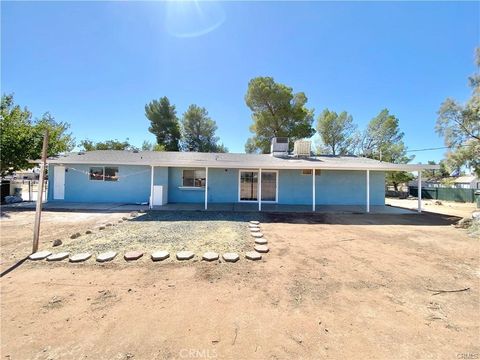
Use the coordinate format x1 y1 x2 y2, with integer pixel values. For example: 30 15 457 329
239 170 277 202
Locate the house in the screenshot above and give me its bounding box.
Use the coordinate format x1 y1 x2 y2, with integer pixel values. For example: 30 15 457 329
42 139 437 213
409 175 480 190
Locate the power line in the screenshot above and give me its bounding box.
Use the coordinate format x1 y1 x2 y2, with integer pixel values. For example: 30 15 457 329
406 143 477 153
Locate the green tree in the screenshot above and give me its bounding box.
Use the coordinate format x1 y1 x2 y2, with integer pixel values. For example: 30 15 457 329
360 109 414 191
145 97 181 151
316 109 358 155
181 104 227 153
436 48 480 176
80 139 135 151
0 94 74 176
141 140 165 152
244 77 315 153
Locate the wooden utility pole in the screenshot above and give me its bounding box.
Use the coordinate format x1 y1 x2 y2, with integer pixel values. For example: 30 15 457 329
32 131 49 253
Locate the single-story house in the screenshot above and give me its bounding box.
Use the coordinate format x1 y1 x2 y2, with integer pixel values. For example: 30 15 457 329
41 139 437 213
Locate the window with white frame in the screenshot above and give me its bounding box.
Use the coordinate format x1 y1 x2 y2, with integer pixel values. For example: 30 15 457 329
301 169 321 176
182 169 206 187
89 167 119 181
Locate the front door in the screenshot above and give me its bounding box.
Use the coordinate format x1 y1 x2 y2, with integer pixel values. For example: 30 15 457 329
239 170 277 202
53 166 65 200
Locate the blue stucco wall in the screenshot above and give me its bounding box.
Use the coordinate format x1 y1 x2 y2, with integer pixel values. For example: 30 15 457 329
167 167 239 203
48 164 151 203
278 170 384 205
49 164 385 206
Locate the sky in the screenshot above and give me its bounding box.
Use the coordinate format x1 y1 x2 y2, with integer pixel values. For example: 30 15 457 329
1 1 479 164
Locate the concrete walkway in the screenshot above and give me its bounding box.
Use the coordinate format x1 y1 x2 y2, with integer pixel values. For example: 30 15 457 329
2 201 414 214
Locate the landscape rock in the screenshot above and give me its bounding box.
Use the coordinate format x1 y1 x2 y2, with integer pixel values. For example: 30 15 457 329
222 253 239 263
85 230 93 234
70 232 81 239
472 211 480 220
69 253 92 263
434 200 443 205
47 252 70 261
176 251 194 260
98 226 106 230
130 212 138 217
52 239 62 247
255 238 268 245
151 251 170 261
251 232 264 238
97 251 117 263
124 251 143 261
106 223 113 227
202 252 219 261
122 216 128 221
254 245 269 253
245 251 262 261
29 250 52 260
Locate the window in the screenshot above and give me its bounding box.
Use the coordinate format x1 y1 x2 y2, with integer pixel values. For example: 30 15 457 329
182 169 206 188
90 167 104 181
89 167 119 182
104 167 119 181
301 169 321 176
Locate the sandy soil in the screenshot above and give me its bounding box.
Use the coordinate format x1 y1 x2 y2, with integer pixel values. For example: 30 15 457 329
386 197 478 219
1 209 479 359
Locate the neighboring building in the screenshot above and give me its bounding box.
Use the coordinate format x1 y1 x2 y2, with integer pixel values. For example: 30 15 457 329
40 139 437 212
409 175 480 190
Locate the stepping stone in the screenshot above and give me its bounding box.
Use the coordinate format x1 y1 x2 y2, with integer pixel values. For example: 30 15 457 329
203 252 219 261
254 245 269 253
255 238 268 245
251 232 264 238
47 252 70 261
245 251 262 261
151 251 170 261
96 251 117 263
223 253 239 263
249 221 260 225
249 224 260 229
69 253 92 263
176 251 194 260
29 250 52 261
124 251 143 261
250 228 261 233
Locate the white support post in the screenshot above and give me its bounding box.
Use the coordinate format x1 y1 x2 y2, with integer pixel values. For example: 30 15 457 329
258 168 262 211
366 170 370 213
205 167 208 210
312 169 316 212
418 170 422 213
149 165 154 209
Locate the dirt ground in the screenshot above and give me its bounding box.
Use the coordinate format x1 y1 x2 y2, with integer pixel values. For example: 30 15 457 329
386 197 478 219
1 207 479 359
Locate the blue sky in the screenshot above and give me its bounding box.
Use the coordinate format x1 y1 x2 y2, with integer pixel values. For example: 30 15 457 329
2 1 478 163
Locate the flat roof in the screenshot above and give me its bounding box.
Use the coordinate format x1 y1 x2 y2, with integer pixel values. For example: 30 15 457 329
38 150 439 172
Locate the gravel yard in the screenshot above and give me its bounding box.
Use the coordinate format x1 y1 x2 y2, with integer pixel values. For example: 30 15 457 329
58 211 260 256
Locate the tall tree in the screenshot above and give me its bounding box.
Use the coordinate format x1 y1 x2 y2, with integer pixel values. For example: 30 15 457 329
316 109 358 155
436 48 480 176
80 139 136 151
244 77 315 153
360 109 414 191
141 140 165 152
181 104 227 153
0 94 74 176
145 97 181 151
